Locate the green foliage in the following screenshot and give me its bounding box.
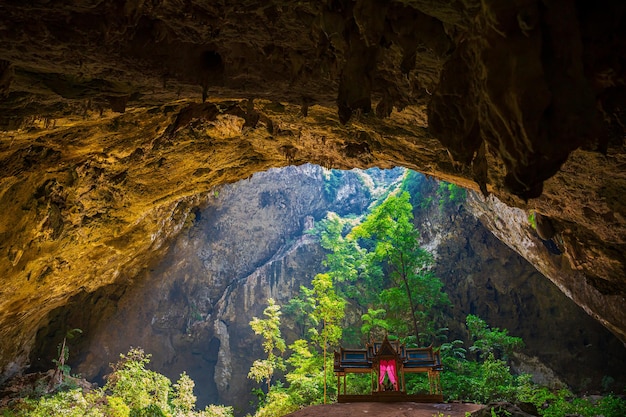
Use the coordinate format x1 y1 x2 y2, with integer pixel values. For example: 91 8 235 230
105 348 171 414
351 191 449 345
438 317 527 404
200 404 234 417
283 293 315 339
171 372 197 413
310 274 345 350
253 386 298 417
360 308 390 341
317 215 383 304
343 374 373 395
517 385 626 417
283 340 324 407
309 273 345 404
405 373 431 395
436 182 466 211
52 328 83 377
250 274 344 412
466 315 524 360
248 299 287 392
435 316 622 414
528 210 537 229
250 299 287 357
440 351 522 404
0 348 232 417
477 354 516 403
106 396 131 417
419 196 434 210
23 389 104 417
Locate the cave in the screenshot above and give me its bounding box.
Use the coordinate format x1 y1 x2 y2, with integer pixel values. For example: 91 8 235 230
1 0 626 414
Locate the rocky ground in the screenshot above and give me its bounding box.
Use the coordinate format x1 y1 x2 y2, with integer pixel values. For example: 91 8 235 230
285 402 484 417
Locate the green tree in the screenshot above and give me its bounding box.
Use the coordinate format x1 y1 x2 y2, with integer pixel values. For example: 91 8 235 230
360 308 390 342
284 339 324 407
171 371 196 413
317 215 383 304
104 348 171 415
466 314 524 360
352 191 448 346
283 287 316 339
49 328 83 390
248 299 287 393
309 273 345 404
436 182 466 211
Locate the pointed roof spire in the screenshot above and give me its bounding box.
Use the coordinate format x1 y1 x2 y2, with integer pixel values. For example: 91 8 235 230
376 335 398 358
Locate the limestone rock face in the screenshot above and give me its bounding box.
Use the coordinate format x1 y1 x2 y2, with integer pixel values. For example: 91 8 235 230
1 0 626 383
467 191 626 348
410 178 626 392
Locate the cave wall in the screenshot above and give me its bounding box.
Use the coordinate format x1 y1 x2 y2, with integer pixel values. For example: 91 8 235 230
1 0 626 384
410 179 626 392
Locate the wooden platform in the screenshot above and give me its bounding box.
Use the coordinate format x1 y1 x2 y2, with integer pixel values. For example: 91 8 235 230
337 392 444 403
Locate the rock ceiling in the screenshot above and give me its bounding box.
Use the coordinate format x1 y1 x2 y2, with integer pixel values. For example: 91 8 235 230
0 0 625 381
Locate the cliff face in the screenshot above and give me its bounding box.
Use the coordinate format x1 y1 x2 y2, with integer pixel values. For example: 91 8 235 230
1 0 626 383
410 179 626 392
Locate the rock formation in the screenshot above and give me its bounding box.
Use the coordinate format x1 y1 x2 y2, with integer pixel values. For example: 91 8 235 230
410 178 626 393
0 0 625 384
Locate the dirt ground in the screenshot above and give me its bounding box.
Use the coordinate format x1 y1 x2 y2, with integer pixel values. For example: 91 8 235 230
285 402 485 417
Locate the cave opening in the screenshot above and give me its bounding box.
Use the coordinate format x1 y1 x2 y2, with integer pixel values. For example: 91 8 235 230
24 165 626 412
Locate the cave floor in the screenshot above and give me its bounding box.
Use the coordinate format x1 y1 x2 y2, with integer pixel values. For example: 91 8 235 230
285 401 484 417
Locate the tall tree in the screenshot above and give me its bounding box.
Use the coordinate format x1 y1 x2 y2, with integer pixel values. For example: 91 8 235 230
248 298 286 392
309 273 345 404
352 191 448 346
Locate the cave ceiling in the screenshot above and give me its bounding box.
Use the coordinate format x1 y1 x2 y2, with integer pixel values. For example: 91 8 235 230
0 0 625 380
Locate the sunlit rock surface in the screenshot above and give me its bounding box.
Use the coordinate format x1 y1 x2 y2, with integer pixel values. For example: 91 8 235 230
1 0 625 382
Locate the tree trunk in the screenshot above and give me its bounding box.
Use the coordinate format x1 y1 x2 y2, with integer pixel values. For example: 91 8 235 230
323 322 328 404
399 253 421 346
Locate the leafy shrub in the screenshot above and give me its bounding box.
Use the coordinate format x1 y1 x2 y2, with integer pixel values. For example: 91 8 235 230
104 348 171 414
253 387 298 417
199 404 234 417
476 354 516 403
20 389 104 417
171 372 197 413
466 315 524 361
437 316 527 404
0 347 234 417
344 374 373 395
518 385 626 417
106 396 131 417
405 373 430 395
